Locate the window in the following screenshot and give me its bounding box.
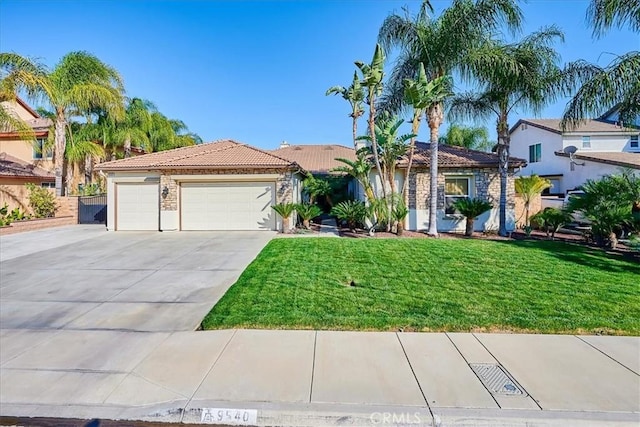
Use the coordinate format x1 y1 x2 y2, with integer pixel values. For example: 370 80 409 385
631 135 639 149
521 123 528 131
529 143 542 163
41 182 55 189
33 138 53 159
445 177 471 214
582 136 591 148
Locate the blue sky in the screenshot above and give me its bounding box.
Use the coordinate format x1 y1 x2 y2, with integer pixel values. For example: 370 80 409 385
0 0 637 149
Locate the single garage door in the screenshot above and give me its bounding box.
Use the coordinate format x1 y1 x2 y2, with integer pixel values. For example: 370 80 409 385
181 182 275 230
116 183 159 230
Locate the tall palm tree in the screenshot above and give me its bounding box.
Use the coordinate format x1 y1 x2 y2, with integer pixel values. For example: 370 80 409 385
326 71 365 150
5 52 125 196
449 27 565 236
116 98 154 157
65 121 105 193
0 53 49 139
378 0 523 236
402 65 453 198
562 0 640 127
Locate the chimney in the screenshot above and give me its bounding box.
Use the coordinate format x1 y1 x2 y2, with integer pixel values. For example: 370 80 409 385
279 140 290 149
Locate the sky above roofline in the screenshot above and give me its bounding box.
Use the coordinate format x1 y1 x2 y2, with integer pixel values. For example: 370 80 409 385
1 0 637 150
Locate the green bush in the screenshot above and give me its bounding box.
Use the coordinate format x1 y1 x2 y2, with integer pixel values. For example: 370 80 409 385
26 183 58 218
331 200 367 231
531 207 573 240
271 202 297 232
0 204 31 226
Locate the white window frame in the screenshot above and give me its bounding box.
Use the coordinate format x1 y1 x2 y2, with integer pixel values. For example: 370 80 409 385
529 143 542 163
41 182 55 189
582 136 591 149
444 176 473 214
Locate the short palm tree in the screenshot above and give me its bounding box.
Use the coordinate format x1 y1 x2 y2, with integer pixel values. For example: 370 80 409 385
452 198 493 236
326 71 365 149
295 203 323 229
449 27 565 236
439 124 492 152
378 0 523 236
514 175 552 227
271 202 297 232
332 155 375 203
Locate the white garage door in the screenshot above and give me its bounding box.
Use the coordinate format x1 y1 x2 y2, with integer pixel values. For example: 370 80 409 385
116 183 159 231
181 182 275 230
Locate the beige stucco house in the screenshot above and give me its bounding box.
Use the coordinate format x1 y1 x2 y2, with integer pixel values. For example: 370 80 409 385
0 98 54 211
99 139 524 233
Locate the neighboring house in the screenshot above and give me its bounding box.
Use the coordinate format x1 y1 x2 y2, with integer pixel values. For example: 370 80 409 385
0 153 55 211
510 112 640 196
0 98 54 211
97 140 303 231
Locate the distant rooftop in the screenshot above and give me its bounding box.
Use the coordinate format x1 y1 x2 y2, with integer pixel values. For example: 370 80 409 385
271 144 356 174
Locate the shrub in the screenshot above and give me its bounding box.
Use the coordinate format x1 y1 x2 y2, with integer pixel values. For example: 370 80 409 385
392 201 409 235
565 172 639 248
271 202 297 232
26 183 58 218
0 204 31 226
530 208 572 240
295 203 323 229
331 200 367 231
452 198 493 236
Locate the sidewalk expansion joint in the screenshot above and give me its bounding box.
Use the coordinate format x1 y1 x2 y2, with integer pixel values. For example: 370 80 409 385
575 335 640 376
394 333 434 422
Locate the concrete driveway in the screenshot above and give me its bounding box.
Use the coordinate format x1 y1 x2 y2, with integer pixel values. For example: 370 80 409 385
0 226 274 332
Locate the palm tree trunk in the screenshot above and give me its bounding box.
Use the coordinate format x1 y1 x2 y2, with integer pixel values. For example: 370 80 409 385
427 104 443 237
85 154 93 185
497 115 510 237
401 109 421 199
54 111 67 196
367 89 387 201
124 136 131 158
65 162 75 195
352 116 358 151
465 217 474 236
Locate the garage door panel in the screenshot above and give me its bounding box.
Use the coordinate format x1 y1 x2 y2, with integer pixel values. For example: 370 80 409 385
181 182 275 231
116 184 159 231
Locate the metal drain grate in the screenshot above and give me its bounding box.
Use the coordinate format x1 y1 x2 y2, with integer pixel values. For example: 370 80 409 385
469 363 526 396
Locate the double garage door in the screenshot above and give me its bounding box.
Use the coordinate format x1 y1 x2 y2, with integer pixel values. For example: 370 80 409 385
115 181 275 231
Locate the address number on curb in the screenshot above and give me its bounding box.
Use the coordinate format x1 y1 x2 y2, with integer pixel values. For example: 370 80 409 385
200 408 258 425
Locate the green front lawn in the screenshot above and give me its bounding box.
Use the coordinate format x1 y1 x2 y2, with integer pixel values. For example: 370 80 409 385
202 238 640 335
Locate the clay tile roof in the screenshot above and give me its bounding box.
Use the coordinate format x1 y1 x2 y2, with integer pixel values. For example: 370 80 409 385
96 140 298 171
555 151 640 169
401 142 526 168
271 144 357 174
511 118 636 135
0 152 55 179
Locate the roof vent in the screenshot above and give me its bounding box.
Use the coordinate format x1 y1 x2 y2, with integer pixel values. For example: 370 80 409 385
279 140 290 149
293 146 302 151
324 146 334 150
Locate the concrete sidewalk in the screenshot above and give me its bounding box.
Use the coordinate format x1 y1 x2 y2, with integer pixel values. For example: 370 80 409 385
1 329 638 426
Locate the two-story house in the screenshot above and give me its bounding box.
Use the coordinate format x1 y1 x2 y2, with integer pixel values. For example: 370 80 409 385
509 110 640 196
0 98 54 211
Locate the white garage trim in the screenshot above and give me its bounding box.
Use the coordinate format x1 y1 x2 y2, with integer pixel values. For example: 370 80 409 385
172 174 281 182
180 181 276 231
116 183 160 231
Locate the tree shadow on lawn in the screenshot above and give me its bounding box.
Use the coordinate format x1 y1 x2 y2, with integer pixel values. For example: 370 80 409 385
492 239 640 275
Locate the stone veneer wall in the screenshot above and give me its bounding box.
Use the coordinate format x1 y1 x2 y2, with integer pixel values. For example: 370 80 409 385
159 168 295 212
408 167 516 211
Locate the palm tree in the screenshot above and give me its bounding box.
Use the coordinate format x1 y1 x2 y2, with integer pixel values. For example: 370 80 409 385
8 52 125 196
326 71 365 149
449 27 565 236
355 44 387 202
332 155 375 203
439 124 492 152
116 98 154 157
0 53 49 140
378 0 523 236
514 175 551 227
64 122 105 193
562 0 640 127
401 64 453 198
452 197 493 236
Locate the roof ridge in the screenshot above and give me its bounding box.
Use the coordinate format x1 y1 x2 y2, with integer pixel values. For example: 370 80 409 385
153 140 241 166
242 143 296 165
